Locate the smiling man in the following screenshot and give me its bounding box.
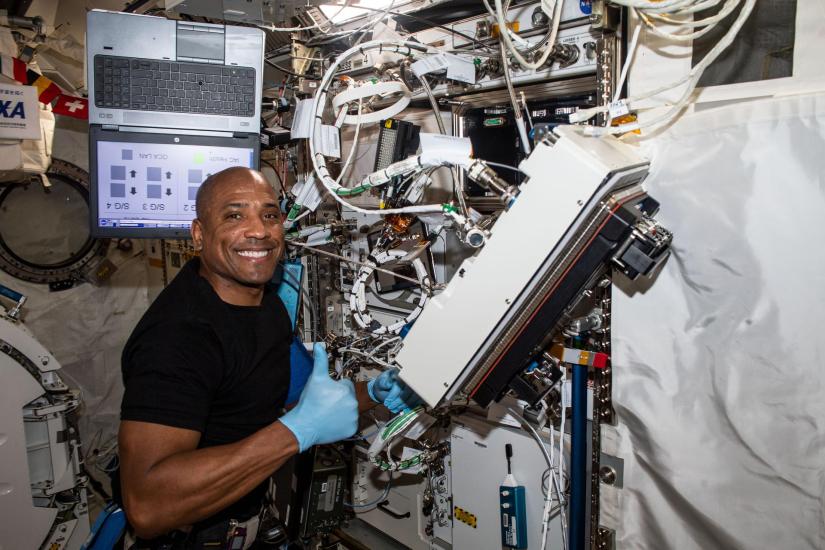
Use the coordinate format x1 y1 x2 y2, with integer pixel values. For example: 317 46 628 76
116 167 401 549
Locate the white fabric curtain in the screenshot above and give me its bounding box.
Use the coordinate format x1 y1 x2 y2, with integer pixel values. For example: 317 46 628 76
0 254 149 451
603 92 825 549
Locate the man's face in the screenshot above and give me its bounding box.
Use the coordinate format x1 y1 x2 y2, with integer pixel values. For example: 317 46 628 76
191 175 284 296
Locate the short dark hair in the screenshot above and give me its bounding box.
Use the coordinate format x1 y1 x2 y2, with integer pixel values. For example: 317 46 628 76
194 166 267 222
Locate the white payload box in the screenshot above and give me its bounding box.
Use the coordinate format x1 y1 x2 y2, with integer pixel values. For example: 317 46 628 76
395 125 672 408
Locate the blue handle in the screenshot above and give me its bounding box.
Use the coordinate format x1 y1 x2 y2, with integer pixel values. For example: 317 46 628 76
0 283 23 303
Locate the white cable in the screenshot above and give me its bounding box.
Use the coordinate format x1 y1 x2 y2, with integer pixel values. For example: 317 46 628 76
521 91 534 130
351 0 397 48
507 408 568 550
341 348 396 369
557 368 568 550
647 0 734 25
606 0 699 9
262 2 348 33
287 240 431 288
499 38 531 155
576 0 755 135
494 0 564 70
350 247 431 335
614 24 642 105
335 98 363 186
570 0 748 123
368 336 402 358
635 0 742 42
331 80 412 125
558 367 567 501
542 399 558 550
308 0 401 44
308 40 456 215
605 22 642 127
482 0 529 46
647 0 725 16
284 209 311 229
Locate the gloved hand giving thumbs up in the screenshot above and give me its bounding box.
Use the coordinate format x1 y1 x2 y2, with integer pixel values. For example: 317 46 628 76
368 368 423 413
279 343 358 452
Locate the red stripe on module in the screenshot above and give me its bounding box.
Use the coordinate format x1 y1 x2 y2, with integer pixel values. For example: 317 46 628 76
469 193 644 399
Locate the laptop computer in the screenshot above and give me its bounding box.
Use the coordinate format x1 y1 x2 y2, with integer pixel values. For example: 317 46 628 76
86 10 265 239
87 9 263 133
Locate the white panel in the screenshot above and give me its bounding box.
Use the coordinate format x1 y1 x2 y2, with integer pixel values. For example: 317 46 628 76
396 126 647 406
353 461 432 550
450 415 564 550
0 353 58 550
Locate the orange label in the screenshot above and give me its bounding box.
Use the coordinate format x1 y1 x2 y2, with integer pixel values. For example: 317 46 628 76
491 21 519 39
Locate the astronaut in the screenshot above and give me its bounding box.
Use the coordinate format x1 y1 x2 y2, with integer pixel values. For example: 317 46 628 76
117 167 419 548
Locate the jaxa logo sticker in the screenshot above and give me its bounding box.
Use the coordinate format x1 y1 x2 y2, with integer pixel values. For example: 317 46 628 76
0 100 26 119
0 84 41 139
580 0 592 14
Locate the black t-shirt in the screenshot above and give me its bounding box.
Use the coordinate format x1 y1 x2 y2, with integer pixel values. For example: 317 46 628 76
121 257 292 526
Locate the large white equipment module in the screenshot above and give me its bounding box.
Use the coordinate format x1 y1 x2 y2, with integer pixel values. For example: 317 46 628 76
0 295 90 549
395 126 670 407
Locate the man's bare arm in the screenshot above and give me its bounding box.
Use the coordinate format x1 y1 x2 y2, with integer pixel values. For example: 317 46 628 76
119 420 298 539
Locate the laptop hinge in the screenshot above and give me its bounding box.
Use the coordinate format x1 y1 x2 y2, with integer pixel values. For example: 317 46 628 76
102 124 119 131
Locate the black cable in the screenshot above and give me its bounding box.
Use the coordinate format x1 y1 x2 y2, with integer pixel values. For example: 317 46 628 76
259 159 287 198
264 58 322 80
123 0 152 13
86 471 112 502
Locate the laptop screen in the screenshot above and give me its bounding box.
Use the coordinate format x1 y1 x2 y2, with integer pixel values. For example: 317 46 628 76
90 127 260 238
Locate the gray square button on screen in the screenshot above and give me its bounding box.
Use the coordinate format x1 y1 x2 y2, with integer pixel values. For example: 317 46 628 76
188 169 202 183
111 165 126 180
147 185 162 199
110 183 126 198
122 149 133 160
147 167 162 181
188 186 199 201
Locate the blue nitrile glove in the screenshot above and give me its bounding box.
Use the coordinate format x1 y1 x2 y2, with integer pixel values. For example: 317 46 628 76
279 343 358 452
367 368 424 413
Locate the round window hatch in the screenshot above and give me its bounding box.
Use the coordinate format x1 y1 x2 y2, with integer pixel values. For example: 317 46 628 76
0 159 109 289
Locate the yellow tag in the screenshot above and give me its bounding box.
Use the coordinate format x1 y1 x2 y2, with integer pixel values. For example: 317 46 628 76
611 113 642 135
385 119 393 128
491 21 519 39
454 506 478 528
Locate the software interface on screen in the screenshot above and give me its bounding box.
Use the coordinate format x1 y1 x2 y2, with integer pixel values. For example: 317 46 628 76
96 141 255 229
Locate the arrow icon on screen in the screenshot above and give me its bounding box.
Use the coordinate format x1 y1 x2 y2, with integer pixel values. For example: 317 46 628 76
166 171 172 179
130 170 136 178
130 187 137 195
166 188 172 196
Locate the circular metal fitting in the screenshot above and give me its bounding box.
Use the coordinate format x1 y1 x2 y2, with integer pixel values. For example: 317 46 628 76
599 465 617 485
0 159 108 286
465 228 486 248
532 7 549 27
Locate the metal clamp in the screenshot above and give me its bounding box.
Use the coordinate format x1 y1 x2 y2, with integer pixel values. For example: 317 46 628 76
0 283 26 320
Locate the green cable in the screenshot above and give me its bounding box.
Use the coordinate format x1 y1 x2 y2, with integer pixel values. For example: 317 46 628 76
286 202 302 221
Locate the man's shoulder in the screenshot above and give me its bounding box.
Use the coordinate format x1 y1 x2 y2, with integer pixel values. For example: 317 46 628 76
144 259 222 323
124 262 222 356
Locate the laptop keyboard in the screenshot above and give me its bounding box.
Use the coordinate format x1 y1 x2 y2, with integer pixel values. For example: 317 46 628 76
93 55 256 117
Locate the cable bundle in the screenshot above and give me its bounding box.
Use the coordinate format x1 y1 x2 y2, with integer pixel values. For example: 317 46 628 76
572 0 756 135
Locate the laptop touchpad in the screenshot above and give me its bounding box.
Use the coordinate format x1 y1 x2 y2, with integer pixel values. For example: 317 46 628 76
178 27 224 62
